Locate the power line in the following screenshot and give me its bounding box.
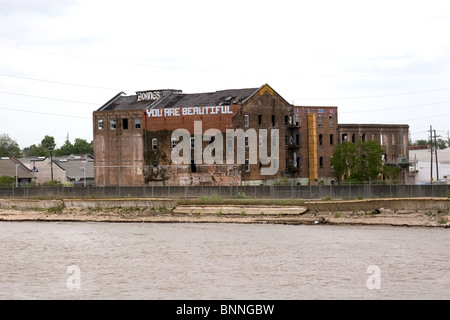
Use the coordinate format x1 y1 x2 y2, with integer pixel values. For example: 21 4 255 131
0 90 99 105
294 87 450 101
340 100 450 114
383 112 450 123
0 72 126 91
1 44 449 79
0 107 90 119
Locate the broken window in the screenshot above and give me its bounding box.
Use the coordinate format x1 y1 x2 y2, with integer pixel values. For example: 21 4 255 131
152 138 157 150
245 159 250 172
318 115 322 127
134 118 141 129
329 115 333 127
98 119 104 130
110 119 116 130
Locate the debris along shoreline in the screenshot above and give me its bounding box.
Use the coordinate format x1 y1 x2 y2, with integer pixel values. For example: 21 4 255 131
0 198 449 227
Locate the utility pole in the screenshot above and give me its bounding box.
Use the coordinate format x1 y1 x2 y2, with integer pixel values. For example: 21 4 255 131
434 130 439 181
430 125 433 183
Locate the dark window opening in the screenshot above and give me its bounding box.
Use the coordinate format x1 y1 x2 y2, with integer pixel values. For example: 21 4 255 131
319 134 323 145
122 118 128 130
319 156 323 168
271 115 275 126
258 115 262 125
330 134 334 145
191 160 197 173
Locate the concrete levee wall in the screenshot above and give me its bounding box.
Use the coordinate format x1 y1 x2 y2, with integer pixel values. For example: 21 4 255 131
0 198 177 210
0 184 449 199
305 198 450 212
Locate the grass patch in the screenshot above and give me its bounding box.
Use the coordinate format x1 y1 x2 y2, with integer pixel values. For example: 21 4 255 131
333 213 341 218
47 204 65 213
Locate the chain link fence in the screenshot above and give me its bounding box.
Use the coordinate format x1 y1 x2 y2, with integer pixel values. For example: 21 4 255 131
1 183 449 199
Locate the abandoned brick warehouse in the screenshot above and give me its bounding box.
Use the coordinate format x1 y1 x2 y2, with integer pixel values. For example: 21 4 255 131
93 84 409 186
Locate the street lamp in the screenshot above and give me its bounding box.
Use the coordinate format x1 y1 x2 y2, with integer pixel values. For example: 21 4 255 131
48 146 54 181
16 164 19 187
79 161 87 187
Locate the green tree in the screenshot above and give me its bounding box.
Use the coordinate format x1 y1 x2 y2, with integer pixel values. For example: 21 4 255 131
0 134 21 157
24 144 48 157
54 139 74 156
331 140 385 183
41 135 56 150
23 135 57 157
351 140 384 182
0 175 15 186
330 141 356 182
73 138 93 154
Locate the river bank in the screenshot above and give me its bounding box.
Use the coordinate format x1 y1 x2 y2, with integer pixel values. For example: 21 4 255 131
0 197 449 227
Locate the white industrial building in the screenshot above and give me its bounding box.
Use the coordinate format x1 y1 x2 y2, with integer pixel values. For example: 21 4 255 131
409 147 450 184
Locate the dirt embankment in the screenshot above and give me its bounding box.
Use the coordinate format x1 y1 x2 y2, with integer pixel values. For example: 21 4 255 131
0 198 449 227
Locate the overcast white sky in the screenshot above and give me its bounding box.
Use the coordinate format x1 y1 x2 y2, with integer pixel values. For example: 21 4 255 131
1 0 449 149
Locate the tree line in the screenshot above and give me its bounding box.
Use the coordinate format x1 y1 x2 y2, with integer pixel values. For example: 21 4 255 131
0 133 93 158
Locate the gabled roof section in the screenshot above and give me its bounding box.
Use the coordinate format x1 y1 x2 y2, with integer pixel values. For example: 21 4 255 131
148 87 259 109
97 84 287 111
97 92 149 111
0 157 33 179
253 83 291 106
97 90 182 111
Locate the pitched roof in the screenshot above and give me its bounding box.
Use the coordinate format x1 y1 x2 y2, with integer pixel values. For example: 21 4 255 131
97 87 261 111
149 87 259 109
97 92 151 111
0 158 34 179
54 159 94 179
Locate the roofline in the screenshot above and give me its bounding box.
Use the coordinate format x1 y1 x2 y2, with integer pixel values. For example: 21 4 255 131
241 84 292 106
10 156 32 173
97 91 126 111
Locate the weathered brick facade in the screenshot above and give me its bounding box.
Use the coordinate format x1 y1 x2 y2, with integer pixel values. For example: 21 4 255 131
93 84 409 186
